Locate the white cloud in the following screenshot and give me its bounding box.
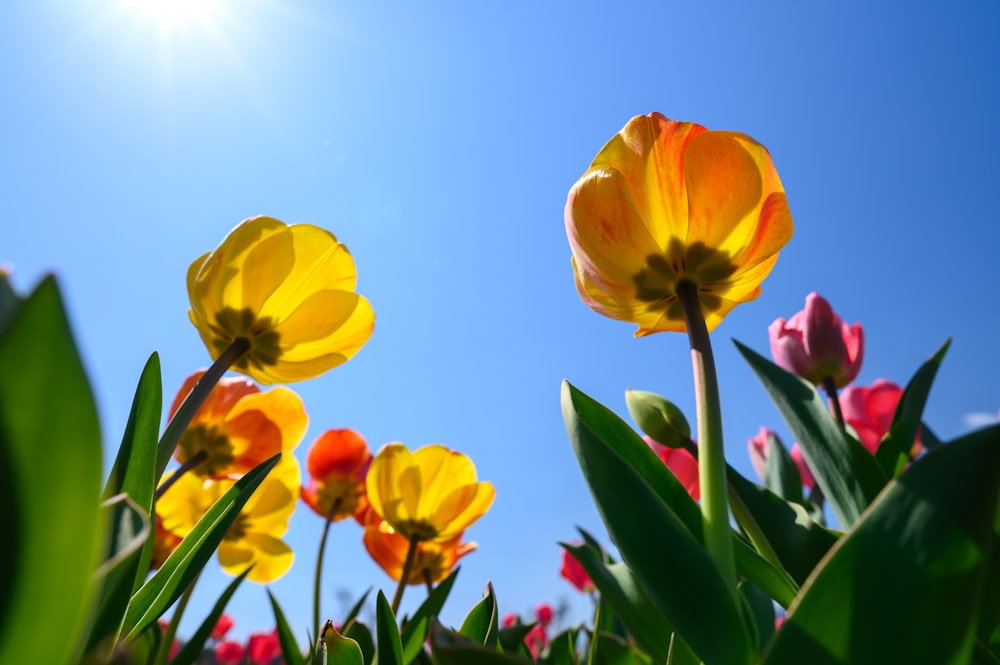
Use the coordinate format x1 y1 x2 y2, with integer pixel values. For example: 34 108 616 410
963 411 999 429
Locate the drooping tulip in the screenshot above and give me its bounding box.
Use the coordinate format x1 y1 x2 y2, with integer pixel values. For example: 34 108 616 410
769 292 863 388
565 112 793 335
187 215 375 384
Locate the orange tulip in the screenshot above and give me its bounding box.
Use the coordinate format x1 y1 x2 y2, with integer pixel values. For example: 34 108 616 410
300 428 372 522
170 370 307 478
361 508 476 585
565 112 793 335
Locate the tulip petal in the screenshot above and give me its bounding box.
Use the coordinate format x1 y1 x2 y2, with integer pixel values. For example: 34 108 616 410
219 535 293 583
225 387 308 455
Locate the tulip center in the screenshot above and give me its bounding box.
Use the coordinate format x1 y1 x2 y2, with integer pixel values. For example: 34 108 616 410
632 239 737 320
177 425 235 476
211 307 283 369
317 479 366 521
226 513 250 541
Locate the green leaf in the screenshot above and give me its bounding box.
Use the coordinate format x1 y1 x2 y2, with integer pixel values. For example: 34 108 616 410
538 626 581 665
171 568 251 665
323 620 365 665
763 424 1000 665
85 493 152 652
562 381 754 665
727 469 840 586
459 582 500 646
875 340 949 477
592 632 653 665
122 454 279 639
735 340 886 528
401 568 458 663
376 590 404 665
347 621 375 665
762 431 804 505
0 270 21 333
0 276 103 665
740 580 775 655
269 588 307 665
560 541 672 663
430 620 534 665
344 588 373 631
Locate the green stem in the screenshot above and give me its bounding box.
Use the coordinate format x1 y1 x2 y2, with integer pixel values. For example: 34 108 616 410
423 569 434 596
821 376 846 430
153 575 199 665
313 498 343 653
676 281 736 588
154 338 250 481
154 449 207 500
391 537 420 614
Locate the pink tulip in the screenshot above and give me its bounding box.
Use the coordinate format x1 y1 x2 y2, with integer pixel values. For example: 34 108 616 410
211 613 234 641
535 603 554 628
747 427 815 489
215 641 247 665
840 379 913 454
247 629 282 665
560 547 595 593
769 292 863 388
644 436 700 500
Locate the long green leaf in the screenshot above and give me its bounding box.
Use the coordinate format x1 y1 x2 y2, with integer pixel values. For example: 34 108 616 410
269 588 307 665
122 454 279 639
875 340 949 477
376 591 404 665
85 494 151 652
763 424 1000 665
561 541 672 663
562 381 754 665
735 340 886 528
762 430 803 504
401 568 459 664
171 569 251 665
0 276 103 665
346 621 375 665
727 470 840 586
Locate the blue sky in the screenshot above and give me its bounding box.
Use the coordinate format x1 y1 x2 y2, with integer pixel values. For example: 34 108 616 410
4 0 999 644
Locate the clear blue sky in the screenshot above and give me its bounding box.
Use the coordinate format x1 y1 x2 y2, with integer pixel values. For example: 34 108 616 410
4 0 999 643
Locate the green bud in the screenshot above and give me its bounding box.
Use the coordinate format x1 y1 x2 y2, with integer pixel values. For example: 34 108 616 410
625 389 691 449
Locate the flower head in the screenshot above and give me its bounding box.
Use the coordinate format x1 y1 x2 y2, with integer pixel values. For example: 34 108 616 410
365 443 494 543
747 427 815 489
565 112 793 335
170 370 307 478
361 508 476 585
560 547 595 593
644 436 700 500
301 428 372 522
246 630 281 665
149 514 183 570
840 379 919 455
156 454 301 583
769 292 863 388
187 215 375 384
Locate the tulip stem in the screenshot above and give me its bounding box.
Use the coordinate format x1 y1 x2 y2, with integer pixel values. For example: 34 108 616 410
154 449 207 499
313 498 343 658
392 536 420 614
424 570 435 595
154 338 250 482
821 376 846 430
676 281 736 589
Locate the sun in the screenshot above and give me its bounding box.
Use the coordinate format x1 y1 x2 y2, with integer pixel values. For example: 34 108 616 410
125 0 221 27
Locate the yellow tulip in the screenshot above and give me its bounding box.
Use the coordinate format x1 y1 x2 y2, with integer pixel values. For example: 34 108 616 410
187 215 375 384
365 443 494 543
157 453 301 584
565 112 793 335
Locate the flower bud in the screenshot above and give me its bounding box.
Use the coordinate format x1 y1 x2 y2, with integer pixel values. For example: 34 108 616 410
625 389 691 449
769 292 863 388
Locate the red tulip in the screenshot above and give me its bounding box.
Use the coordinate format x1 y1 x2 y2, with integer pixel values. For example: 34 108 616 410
560 547 595 593
840 379 917 454
769 293 863 388
644 436 699 500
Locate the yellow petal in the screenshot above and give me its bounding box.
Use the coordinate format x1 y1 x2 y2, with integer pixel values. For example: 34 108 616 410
225 387 308 454
366 443 412 527
430 481 495 541
278 295 375 362
239 228 295 316
219 535 294 583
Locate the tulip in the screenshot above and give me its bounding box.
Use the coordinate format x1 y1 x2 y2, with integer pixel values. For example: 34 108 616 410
565 112 793 335
157 454 301 583
361 511 476 586
840 379 918 455
365 443 495 543
246 630 281 665
645 436 700 500
747 427 815 490
214 641 246 665
301 428 372 522
769 292 863 389
188 215 375 384
560 547 595 593
169 370 307 479
211 614 234 641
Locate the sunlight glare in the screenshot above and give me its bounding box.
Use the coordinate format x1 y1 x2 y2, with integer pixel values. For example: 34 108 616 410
125 0 221 27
